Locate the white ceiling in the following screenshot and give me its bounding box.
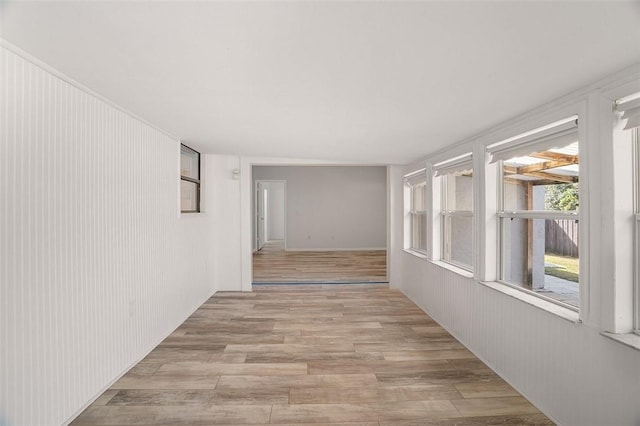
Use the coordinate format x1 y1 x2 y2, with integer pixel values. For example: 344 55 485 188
2 1 640 164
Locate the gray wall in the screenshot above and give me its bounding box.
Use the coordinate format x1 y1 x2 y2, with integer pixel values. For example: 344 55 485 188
253 166 387 250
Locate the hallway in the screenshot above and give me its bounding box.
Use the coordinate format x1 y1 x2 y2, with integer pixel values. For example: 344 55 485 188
72 285 552 425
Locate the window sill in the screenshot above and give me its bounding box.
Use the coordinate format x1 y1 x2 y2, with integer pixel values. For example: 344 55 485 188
430 260 474 279
403 249 428 260
180 212 207 218
601 332 640 352
480 281 580 324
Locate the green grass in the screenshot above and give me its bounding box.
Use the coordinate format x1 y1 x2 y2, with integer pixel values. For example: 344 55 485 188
545 254 579 282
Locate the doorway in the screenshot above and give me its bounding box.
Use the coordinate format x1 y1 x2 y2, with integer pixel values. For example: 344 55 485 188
251 165 388 284
255 180 286 252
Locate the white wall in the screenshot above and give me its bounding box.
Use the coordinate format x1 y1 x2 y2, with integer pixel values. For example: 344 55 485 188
208 155 243 291
253 166 387 250
391 66 640 425
0 46 216 426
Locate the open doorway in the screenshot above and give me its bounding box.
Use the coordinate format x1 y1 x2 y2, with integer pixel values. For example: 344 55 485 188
252 165 388 284
255 180 286 252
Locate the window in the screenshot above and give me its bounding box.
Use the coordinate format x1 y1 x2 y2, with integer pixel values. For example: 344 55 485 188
618 95 640 333
180 144 201 213
404 169 427 254
434 153 474 271
488 118 580 310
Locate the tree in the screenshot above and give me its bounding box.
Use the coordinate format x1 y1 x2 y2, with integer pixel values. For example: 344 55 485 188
545 183 579 212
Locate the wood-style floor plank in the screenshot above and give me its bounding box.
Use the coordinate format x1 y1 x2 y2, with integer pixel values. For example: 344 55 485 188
253 240 387 282
72 284 554 425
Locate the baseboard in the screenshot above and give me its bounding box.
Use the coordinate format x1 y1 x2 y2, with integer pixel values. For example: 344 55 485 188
285 247 387 252
253 280 390 285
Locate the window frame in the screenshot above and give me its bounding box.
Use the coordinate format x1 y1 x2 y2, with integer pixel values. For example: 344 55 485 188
404 169 428 256
633 128 640 334
409 181 428 254
180 143 201 213
492 120 580 312
437 158 474 272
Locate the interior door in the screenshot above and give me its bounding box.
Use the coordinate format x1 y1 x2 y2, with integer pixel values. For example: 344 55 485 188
256 182 266 250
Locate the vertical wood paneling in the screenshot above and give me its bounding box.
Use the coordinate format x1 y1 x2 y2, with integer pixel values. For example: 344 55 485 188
397 249 640 426
0 46 215 425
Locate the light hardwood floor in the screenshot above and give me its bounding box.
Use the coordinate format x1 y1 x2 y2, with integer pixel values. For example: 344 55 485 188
72 285 554 425
253 241 387 283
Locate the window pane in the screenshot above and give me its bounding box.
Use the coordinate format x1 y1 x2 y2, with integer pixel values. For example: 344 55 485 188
501 217 579 308
411 212 427 251
503 141 579 212
444 214 473 269
181 180 199 212
445 170 473 211
181 145 200 180
412 183 426 211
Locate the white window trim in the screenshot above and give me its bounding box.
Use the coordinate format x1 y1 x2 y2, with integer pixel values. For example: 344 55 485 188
487 117 578 162
633 129 640 334
481 280 579 323
597 90 638 335
601 92 640 350
491 117 582 313
634 213 640 335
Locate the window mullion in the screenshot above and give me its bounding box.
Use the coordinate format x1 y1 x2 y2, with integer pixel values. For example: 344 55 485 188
498 210 579 220
445 210 474 217
180 176 200 184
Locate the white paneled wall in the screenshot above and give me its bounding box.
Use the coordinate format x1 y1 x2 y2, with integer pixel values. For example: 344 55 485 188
394 251 640 425
0 46 215 425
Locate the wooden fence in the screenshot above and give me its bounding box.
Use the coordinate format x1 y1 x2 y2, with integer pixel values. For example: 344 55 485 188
545 219 579 257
